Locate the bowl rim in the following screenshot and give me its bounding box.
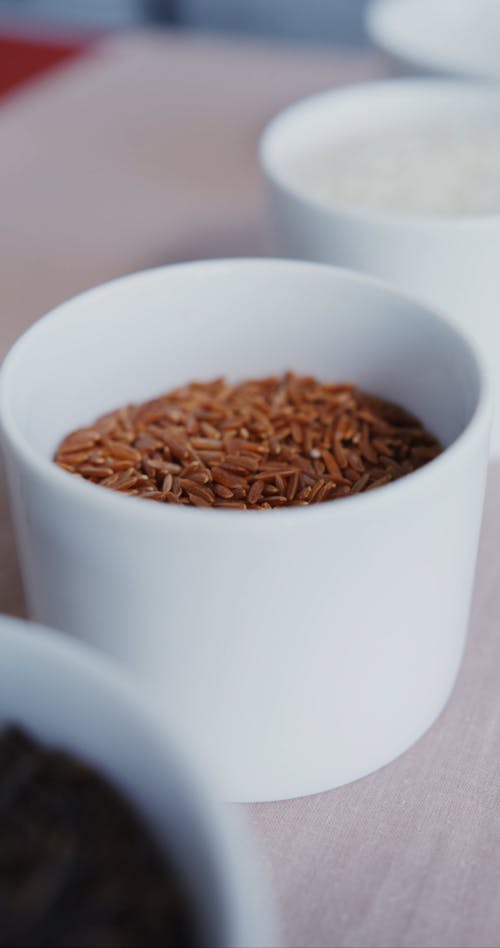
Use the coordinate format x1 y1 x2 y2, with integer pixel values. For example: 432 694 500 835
259 76 500 229
0 258 492 531
0 613 277 948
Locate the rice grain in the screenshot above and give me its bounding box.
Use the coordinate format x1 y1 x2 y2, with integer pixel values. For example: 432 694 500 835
55 373 441 510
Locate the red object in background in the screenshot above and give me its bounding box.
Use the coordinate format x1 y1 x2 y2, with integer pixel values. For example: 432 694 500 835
0 33 86 97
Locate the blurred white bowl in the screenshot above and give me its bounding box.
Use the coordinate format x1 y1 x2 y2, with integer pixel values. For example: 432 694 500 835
0 615 275 948
260 79 500 454
367 0 500 79
0 259 491 801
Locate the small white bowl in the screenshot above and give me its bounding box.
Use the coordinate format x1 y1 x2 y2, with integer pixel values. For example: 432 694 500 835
0 259 491 801
0 614 275 948
260 78 500 454
367 0 500 80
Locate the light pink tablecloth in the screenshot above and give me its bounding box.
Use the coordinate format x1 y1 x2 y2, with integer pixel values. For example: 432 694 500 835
0 31 497 948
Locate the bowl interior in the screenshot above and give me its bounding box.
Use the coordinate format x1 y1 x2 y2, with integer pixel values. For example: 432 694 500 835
1 261 482 457
261 80 500 199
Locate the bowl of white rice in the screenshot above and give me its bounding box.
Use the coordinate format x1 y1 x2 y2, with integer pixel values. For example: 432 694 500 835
260 78 500 455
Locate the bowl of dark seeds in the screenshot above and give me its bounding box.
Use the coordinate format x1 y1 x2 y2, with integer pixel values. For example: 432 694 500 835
0 615 275 948
0 258 491 801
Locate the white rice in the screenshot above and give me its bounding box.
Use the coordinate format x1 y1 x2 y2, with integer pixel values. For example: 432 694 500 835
289 119 500 217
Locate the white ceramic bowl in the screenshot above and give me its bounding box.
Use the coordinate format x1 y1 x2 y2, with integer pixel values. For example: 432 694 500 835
0 614 275 948
367 0 500 80
0 259 491 801
260 79 500 455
